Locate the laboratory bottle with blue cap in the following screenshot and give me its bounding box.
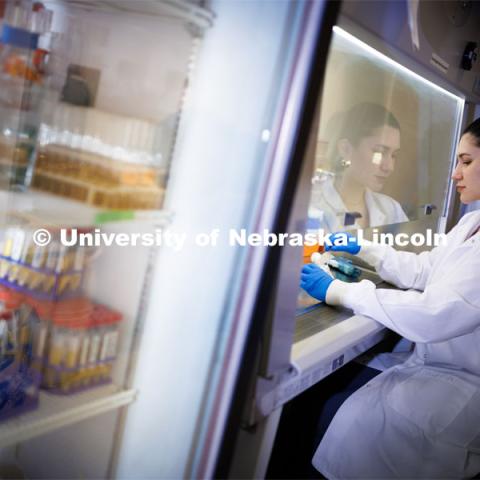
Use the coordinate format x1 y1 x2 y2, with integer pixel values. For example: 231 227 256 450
303 207 326 263
297 207 328 308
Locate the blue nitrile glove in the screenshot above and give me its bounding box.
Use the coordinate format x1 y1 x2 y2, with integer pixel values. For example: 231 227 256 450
325 231 361 254
300 263 334 302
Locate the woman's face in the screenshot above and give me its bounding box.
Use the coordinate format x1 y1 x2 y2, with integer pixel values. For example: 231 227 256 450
452 133 480 203
340 125 401 192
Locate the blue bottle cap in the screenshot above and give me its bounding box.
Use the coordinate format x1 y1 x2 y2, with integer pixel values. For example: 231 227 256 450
306 217 321 230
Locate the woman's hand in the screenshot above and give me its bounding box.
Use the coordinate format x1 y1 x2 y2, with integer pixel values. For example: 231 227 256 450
300 263 334 301
325 232 361 254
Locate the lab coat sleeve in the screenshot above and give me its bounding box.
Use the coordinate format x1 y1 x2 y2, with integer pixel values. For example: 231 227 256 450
357 211 473 289
326 266 480 343
358 243 441 290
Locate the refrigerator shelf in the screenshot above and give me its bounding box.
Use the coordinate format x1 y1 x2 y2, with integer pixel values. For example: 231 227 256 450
0 385 136 449
66 0 215 30
0 190 173 227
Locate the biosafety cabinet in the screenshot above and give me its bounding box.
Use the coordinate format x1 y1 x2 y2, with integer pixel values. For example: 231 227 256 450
224 1 480 479
0 0 477 478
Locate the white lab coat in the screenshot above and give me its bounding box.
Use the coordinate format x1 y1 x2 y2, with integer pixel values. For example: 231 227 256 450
310 177 408 231
313 210 480 478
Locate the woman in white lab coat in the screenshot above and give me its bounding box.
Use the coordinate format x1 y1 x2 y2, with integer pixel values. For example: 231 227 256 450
301 117 480 478
310 103 408 230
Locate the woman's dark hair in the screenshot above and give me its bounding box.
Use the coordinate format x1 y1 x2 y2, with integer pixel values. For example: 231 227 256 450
324 102 400 167
338 102 400 145
462 118 480 146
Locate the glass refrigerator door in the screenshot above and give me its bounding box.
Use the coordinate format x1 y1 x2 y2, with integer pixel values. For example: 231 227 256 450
0 1 203 477
0 0 337 479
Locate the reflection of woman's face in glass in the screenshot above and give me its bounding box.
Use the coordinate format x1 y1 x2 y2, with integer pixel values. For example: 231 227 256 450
339 125 401 192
